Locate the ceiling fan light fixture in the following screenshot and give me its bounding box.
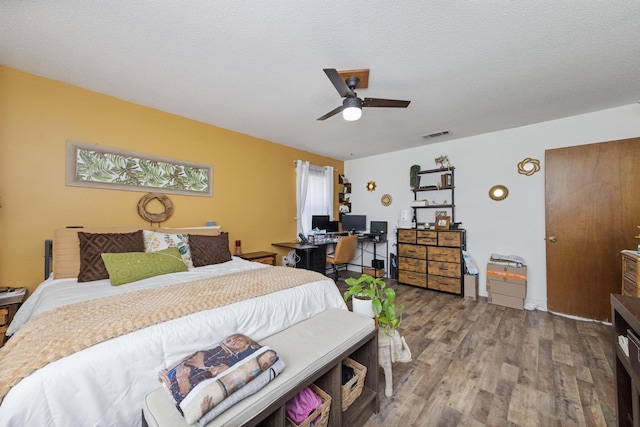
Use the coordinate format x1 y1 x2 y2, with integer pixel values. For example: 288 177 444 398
342 97 362 121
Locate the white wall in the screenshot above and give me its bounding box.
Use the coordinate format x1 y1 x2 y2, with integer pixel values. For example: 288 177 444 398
345 103 640 310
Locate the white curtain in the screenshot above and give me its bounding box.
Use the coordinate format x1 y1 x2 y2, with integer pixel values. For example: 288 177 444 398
295 160 310 236
295 161 334 236
323 166 334 219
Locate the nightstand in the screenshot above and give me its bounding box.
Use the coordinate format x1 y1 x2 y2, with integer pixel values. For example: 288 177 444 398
1 287 26 347
239 251 277 266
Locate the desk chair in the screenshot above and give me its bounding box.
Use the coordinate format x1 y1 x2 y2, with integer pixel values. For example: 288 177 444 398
326 235 358 281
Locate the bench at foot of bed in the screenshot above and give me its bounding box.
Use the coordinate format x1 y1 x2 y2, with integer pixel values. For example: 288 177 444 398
142 308 379 427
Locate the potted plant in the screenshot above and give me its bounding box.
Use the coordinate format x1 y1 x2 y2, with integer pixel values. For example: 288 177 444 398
343 273 411 397
343 273 403 335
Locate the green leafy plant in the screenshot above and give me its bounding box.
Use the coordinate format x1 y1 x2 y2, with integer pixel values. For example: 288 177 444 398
410 164 421 189
343 274 403 334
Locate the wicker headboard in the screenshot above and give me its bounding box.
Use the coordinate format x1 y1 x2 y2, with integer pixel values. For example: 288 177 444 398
51 226 222 279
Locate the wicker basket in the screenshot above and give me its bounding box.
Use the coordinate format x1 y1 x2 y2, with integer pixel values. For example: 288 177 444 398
341 357 367 411
286 384 331 427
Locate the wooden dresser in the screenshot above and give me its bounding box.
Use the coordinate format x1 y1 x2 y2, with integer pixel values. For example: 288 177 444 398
622 250 640 297
397 229 466 295
1 287 26 347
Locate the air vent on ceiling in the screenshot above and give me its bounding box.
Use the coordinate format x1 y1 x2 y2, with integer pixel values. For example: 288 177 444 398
422 130 450 139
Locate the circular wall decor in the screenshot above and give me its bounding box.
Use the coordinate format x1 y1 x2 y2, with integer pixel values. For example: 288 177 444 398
366 181 377 191
489 185 509 201
137 192 174 223
517 157 541 176
381 194 392 206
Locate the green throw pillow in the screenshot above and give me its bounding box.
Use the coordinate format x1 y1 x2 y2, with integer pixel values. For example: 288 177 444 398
101 247 188 286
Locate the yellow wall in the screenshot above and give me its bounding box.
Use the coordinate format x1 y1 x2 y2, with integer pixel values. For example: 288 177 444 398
0 66 343 295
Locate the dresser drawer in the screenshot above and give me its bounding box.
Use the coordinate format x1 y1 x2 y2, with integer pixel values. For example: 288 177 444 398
437 231 462 247
399 244 426 259
0 308 8 327
252 256 276 265
398 257 427 273
624 256 638 284
428 246 460 263
416 230 437 245
428 275 461 294
428 261 461 278
399 270 427 288
623 276 638 297
398 229 416 243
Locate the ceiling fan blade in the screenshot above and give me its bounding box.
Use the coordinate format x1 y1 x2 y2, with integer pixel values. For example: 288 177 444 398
324 68 354 98
317 105 344 121
363 98 411 108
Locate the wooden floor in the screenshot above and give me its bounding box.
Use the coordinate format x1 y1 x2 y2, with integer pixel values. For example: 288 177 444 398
336 278 616 427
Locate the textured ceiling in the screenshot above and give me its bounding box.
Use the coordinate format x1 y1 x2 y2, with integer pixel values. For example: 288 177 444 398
2 1 639 160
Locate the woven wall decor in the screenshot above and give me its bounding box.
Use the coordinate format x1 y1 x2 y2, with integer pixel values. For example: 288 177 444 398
137 193 174 223
517 157 541 176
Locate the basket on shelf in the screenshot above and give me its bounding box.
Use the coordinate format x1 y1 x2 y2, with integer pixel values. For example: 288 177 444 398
286 384 331 427
341 357 367 411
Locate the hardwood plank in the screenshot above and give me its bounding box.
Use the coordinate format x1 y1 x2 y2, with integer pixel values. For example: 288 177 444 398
339 278 616 426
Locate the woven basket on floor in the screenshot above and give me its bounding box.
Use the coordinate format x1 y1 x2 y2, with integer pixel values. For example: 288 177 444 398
286 384 331 427
341 357 367 411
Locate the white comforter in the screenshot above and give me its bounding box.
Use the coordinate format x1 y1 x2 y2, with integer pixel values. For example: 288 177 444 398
0 258 347 427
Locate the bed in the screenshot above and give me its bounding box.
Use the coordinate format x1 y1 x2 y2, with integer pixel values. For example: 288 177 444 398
0 226 347 427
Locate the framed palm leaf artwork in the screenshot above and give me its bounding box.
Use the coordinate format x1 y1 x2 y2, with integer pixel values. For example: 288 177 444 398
65 140 212 197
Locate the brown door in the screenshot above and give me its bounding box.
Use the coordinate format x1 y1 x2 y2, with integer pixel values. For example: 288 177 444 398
546 137 640 321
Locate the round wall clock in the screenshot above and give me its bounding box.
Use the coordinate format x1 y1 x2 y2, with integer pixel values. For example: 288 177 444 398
381 194 392 206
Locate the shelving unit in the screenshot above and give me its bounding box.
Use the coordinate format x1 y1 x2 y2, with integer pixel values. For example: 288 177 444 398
339 174 352 217
411 167 456 224
611 294 640 426
399 166 466 296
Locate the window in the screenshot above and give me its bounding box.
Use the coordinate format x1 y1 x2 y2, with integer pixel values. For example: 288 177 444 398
295 161 334 235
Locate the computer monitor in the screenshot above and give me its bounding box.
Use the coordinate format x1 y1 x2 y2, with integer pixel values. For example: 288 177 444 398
341 214 367 233
326 220 339 232
311 215 330 230
370 221 388 234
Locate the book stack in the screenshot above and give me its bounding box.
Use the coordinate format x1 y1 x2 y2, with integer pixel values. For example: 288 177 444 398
440 173 452 188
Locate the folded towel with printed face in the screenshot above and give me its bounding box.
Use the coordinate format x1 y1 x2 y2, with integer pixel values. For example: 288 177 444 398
196 357 286 426
159 334 282 425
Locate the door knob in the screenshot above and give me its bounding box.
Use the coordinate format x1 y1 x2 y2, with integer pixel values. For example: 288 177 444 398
548 236 558 243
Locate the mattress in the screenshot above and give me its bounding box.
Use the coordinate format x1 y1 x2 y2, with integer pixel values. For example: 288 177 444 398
0 258 347 427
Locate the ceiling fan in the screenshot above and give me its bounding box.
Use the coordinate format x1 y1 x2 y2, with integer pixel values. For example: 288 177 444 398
317 68 411 121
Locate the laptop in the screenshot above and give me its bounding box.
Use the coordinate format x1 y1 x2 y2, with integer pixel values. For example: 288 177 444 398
370 221 388 234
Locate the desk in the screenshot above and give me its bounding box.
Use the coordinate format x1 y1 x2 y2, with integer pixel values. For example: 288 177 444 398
356 237 389 277
273 236 389 277
271 241 330 274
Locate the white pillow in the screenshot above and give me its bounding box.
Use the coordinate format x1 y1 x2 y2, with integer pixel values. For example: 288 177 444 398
143 230 194 269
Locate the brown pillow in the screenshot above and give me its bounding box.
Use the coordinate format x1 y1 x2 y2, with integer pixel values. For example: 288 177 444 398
189 233 232 267
77 230 145 282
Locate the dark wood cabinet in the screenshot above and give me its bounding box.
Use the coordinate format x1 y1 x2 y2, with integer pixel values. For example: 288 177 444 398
612 294 640 426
